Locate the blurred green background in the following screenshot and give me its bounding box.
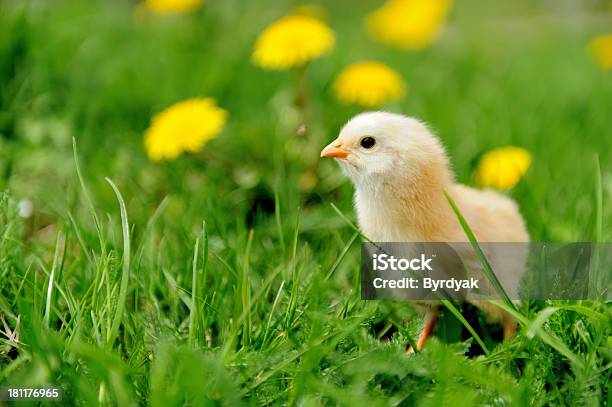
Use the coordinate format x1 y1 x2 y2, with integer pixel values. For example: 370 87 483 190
0 0 611 405
2 0 612 240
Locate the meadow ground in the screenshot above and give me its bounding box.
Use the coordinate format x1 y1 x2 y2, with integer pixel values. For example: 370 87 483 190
1 0 611 405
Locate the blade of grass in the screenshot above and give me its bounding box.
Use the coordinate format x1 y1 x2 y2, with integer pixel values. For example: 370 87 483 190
134 196 169 267
73 137 105 250
12 264 33 308
444 191 516 311
199 220 209 342
284 211 301 330
555 304 607 322
44 230 64 327
262 280 285 348
241 229 254 347
67 211 94 265
188 236 200 348
105 178 131 347
441 300 489 354
325 232 358 281
274 188 286 257
330 203 371 244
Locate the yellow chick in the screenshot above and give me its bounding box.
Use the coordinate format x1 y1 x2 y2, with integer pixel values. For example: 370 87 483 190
321 112 528 350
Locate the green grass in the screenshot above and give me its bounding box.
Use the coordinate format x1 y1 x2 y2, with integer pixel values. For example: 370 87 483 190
1 0 611 405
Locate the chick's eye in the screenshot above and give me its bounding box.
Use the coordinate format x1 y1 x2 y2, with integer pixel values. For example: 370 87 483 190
360 137 376 149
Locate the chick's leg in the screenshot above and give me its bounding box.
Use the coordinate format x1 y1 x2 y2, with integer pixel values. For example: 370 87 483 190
502 318 517 340
407 307 438 353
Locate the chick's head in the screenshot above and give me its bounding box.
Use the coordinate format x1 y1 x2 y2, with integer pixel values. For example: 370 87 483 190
321 112 451 188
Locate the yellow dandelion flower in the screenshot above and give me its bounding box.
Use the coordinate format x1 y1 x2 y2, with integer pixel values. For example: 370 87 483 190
145 0 203 15
366 0 451 50
475 146 532 191
144 98 227 161
590 34 612 70
333 61 406 108
252 15 335 70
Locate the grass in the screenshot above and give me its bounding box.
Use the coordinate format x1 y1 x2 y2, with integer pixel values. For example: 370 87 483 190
1 0 612 405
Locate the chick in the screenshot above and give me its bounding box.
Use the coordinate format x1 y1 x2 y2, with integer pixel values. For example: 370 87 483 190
321 112 528 350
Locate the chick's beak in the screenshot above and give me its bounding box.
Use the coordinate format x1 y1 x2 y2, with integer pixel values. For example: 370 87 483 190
320 141 349 159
